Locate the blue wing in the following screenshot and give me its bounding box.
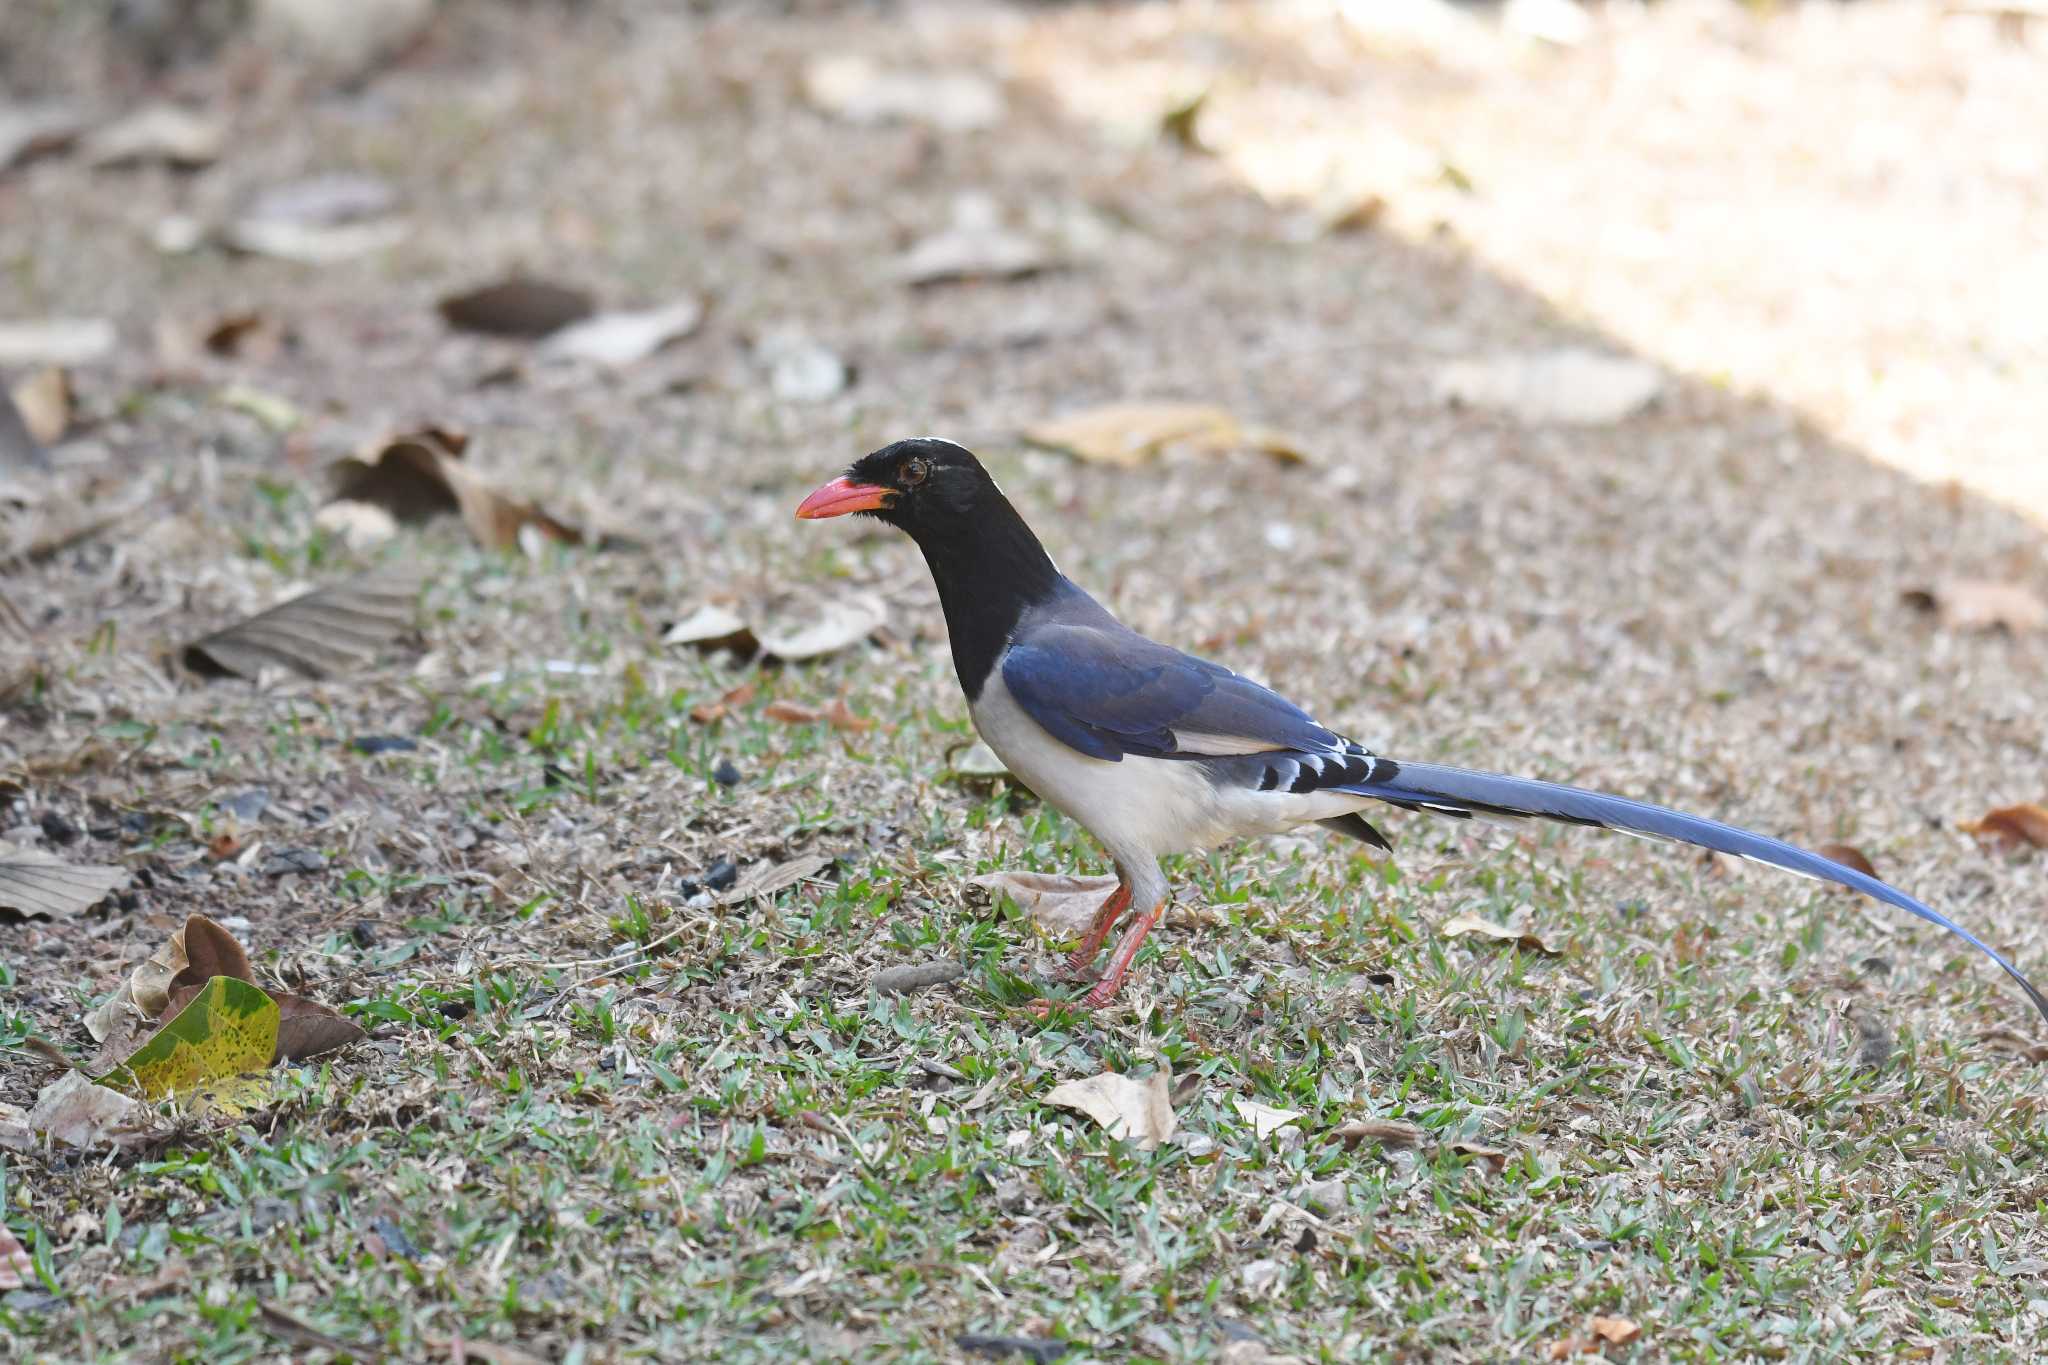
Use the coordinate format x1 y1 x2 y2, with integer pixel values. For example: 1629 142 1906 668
1344 759 2048 1024
1000 621 1340 762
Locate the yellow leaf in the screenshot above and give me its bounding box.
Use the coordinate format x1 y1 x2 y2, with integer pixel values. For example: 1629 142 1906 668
1024 402 1313 466
107 976 279 1114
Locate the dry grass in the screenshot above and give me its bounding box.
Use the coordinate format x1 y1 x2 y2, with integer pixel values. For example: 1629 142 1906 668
4 3 2047 1361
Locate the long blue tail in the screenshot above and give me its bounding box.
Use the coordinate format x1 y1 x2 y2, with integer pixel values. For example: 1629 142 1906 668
1344 758 2048 1024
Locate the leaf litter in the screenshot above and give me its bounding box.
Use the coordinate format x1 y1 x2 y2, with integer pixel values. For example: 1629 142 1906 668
182 571 420 680
1043 1065 1178 1151
970 870 1122 936
438 277 595 337
1025 402 1312 467
1958 803 2048 850
326 429 592 552
1438 913 1562 954
0 848 128 920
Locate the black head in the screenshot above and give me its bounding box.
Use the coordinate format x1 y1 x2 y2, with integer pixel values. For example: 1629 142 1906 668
794 437 1002 538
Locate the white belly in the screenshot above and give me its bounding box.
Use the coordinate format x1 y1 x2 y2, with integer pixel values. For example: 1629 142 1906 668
969 674 1365 864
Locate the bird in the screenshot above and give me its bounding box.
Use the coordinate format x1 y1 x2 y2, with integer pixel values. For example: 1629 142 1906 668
797 436 2047 1022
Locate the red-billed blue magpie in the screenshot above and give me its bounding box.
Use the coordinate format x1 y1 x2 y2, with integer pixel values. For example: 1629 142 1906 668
798 437 2046 1020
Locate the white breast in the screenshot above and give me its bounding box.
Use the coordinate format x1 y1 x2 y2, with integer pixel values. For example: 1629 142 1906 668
968 673 1366 865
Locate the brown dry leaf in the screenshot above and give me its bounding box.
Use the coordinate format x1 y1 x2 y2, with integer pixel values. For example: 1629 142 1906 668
538 299 703 368
1546 1337 1598 1360
273 995 367 1063
1903 580 2047 633
1024 402 1313 467
170 914 256 992
327 431 583 552
81 104 226 168
182 572 418 681
1439 913 1561 954
1450 1140 1510 1172
1959 803 2048 850
202 313 285 363
1816 843 1877 878
969 870 1122 936
1328 1118 1426 1149
0 848 127 919
689 680 758 724
1977 1028 2048 1063
0 1222 29 1290
438 278 594 338
872 961 966 996
10 368 70 445
1043 1066 1178 1151
1590 1316 1641 1346
27 1071 149 1150
764 700 822 725
823 698 870 733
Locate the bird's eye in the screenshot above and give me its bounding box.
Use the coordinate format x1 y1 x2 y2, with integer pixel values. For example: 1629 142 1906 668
901 457 929 488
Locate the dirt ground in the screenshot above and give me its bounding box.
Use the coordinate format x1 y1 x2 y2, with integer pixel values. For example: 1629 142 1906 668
4 2 2048 1361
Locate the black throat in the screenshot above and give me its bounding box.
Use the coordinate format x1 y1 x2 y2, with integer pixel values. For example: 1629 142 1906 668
900 494 1065 701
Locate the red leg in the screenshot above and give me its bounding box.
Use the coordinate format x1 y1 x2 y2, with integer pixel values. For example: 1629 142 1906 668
1080 897 1165 1010
1055 881 1132 981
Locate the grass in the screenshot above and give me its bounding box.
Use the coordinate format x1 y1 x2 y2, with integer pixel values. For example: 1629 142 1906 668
10 576 2047 1360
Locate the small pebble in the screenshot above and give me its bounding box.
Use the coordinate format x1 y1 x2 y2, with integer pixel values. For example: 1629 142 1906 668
351 735 417 755
351 922 378 949
703 858 738 892
712 758 743 787
38 811 80 844
261 847 326 876
873 960 965 996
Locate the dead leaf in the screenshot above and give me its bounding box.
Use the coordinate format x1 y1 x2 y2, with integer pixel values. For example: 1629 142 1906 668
969 870 1122 936
10 368 70 445
27 1071 148 1150
256 1302 372 1358
200 313 284 362
1449 1140 1509 1171
273 995 367 1063
1959 803 2048 850
950 740 1010 778
327 430 584 551
764 700 822 725
0 849 127 919
1816 843 1877 878
689 679 758 723
803 55 1005 131
1044 1066 1178 1150
1232 1097 1303 1140
84 918 191 1051
0 104 88 171
182 572 418 680
438 278 594 337
1329 1118 1426 1149
1439 913 1561 954
0 1222 29 1290
664 605 756 653
0 385 46 471
1024 402 1312 467
757 330 850 402
1590 1316 1641 1346
0 318 116 367
82 104 226 168
872 961 966 996
823 698 870 733
724 852 837 904
756 593 886 661
1903 580 2047 633
312 499 399 551
1546 1337 1598 1360
539 299 703 368
1977 1028 2048 1063
170 914 256 992
1433 348 1663 426
890 196 1050 286
223 217 409 265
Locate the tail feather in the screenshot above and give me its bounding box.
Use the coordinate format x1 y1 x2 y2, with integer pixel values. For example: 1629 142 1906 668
1344 758 2048 1025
